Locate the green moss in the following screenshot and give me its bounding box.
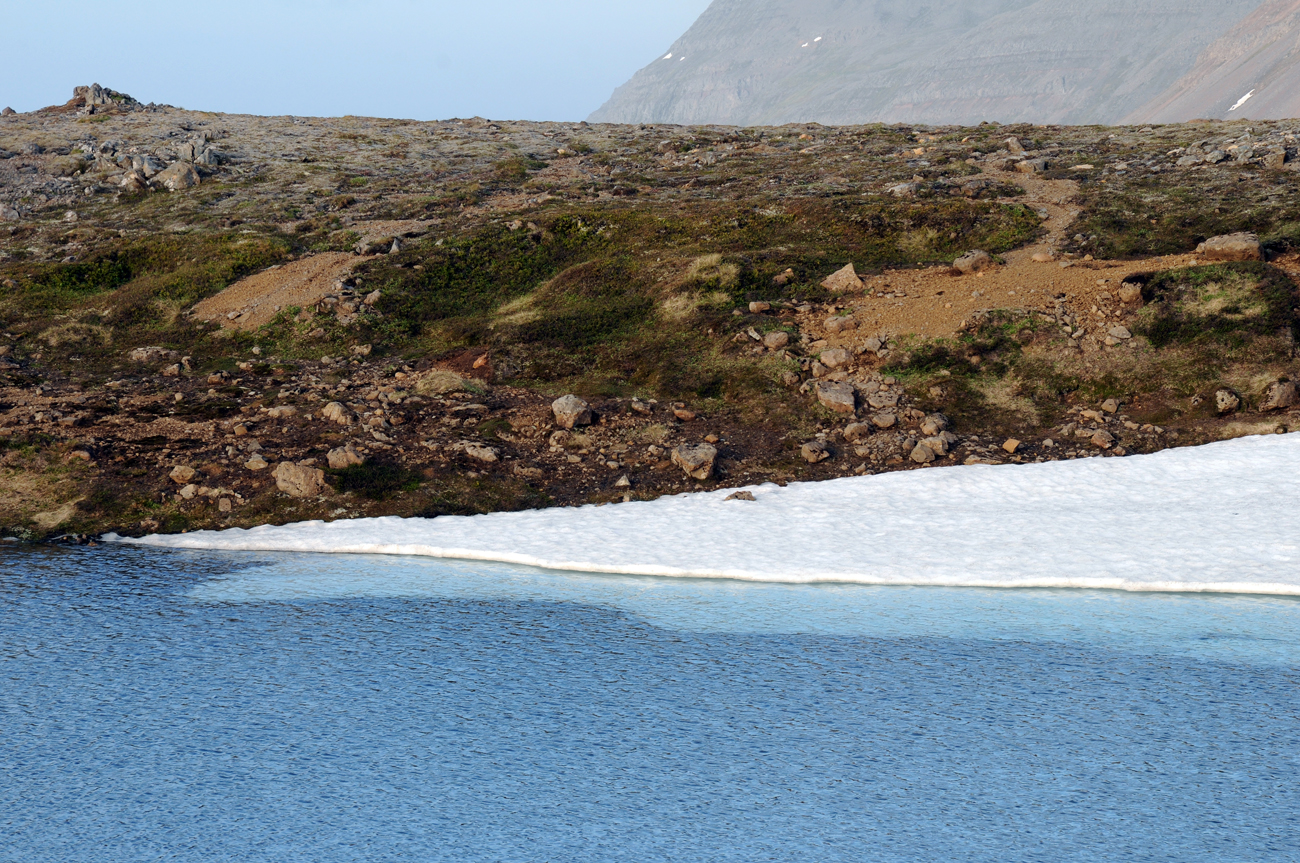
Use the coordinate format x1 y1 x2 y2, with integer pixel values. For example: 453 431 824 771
1133 263 1298 349
329 459 421 500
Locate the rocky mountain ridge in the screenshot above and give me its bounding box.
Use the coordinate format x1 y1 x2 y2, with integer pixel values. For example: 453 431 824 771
591 0 1300 126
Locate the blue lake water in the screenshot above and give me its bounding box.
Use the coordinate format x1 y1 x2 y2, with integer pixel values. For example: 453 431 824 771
2 545 1299 862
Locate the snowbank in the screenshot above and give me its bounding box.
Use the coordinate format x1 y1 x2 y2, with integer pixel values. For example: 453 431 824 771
108 435 1300 594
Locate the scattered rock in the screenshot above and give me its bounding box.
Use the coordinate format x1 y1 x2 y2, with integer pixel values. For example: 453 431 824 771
763 330 790 349
772 268 796 286
1107 326 1132 341
910 443 936 463
1002 439 1021 454
921 435 950 456
801 441 831 463
245 455 269 471
552 394 593 429
273 461 329 498
1117 282 1143 304
815 380 856 413
615 474 632 488
843 422 872 442
749 301 771 313
265 405 297 419
673 407 697 421
1091 430 1115 449
0 204 19 221
169 465 196 484
1031 252 1057 263
459 442 500 463
919 413 949 436
1015 158 1050 173
322 402 355 425
821 263 863 292
671 443 717 480
825 315 857 334
953 250 993 275
1100 398 1120 414
872 412 897 429
1260 381 1299 412
1215 389 1241 415
155 162 200 192
327 446 364 469
630 398 653 414
1196 232 1261 262
1004 137 1025 154
819 348 852 369
726 490 756 501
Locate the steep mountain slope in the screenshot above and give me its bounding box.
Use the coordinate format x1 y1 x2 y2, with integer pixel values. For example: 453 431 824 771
1131 0 1300 122
589 0 1265 126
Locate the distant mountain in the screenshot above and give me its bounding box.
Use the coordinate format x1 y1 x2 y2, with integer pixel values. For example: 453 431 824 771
1131 0 1300 122
589 0 1270 126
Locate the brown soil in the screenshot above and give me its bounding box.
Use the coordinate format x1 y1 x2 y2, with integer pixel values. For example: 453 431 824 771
193 252 372 331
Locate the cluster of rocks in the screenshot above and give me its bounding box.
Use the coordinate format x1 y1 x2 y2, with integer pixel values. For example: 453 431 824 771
1170 132 1292 170
303 282 383 329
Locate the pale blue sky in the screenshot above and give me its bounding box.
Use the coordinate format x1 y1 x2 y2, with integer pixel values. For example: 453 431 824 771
2 0 711 120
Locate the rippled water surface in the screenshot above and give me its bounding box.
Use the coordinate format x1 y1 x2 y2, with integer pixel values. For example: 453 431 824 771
3 546 1299 862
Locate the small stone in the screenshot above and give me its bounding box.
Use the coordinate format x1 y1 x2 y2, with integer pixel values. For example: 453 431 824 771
615 475 632 488
1107 326 1132 341
1196 233 1261 262
1091 430 1115 449
801 441 831 463
704 433 720 444
155 161 200 192
169 465 196 484
1031 252 1056 263
815 381 857 413
1004 137 1025 154
863 336 883 353
825 315 857 334
322 402 354 425
630 398 653 414
872 412 897 429
245 455 269 471
763 331 790 350
162 364 181 377
179 484 198 500
218 498 232 513
909 443 936 463
552 395 593 429
919 413 949 436
671 443 718 480
821 263 863 292
953 250 993 275
673 407 697 421
272 461 329 498
462 443 499 463
1215 389 1241 415
1002 439 1021 454
1260 381 1299 412
749 301 771 313
920 435 949 456
725 490 756 501
1100 399 1120 414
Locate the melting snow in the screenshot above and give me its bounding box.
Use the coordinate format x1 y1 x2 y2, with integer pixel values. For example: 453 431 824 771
1229 89 1256 111
663 53 673 60
109 435 1300 595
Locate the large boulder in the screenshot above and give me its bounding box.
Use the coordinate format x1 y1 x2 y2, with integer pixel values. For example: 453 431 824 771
551 395 592 429
1196 232 1261 262
155 162 200 192
273 461 329 498
820 263 863 292
953 250 993 274
671 443 717 480
1260 381 1298 412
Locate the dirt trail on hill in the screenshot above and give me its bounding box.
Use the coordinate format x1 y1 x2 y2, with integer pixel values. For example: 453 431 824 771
837 171 1203 342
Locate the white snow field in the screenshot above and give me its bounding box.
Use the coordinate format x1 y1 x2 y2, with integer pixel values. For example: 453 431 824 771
110 434 1300 595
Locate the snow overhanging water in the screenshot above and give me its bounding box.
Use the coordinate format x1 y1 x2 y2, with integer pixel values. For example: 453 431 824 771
108 435 1300 595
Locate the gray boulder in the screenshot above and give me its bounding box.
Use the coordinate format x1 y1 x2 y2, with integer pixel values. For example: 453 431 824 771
552 395 593 429
671 443 717 480
815 381 856 413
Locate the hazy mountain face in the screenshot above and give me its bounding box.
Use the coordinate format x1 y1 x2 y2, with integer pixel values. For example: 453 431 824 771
589 0 1267 126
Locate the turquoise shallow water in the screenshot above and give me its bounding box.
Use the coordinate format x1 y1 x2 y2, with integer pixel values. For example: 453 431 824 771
2 545 1299 862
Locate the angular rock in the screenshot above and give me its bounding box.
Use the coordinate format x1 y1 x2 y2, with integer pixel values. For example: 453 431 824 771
910 443 936 463
1091 430 1115 449
821 263 863 292
552 394 593 429
843 422 873 442
867 391 899 410
1002 439 1021 454
1260 380 1299 412
245 455 269 471
801 440 831 463
825 315 857 334
1196 232 1261 262
327 446 365 469
1215 389 1241 414
322 402 354 425
1108 326 1132 340
169 465 196 484
671 443 718 480
749 301 771 313
819 348 852 369
953 250 993 274
920 413 949 436
461 442 499 463
1101 398 1120 414
815 381 856 413
872 412 897 429
155 162 200 192
725 490 756 501
273 461 329 498
1016 158 1050 173
1117 282 1144 304
1004 136 1025 154
921 435 950 456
